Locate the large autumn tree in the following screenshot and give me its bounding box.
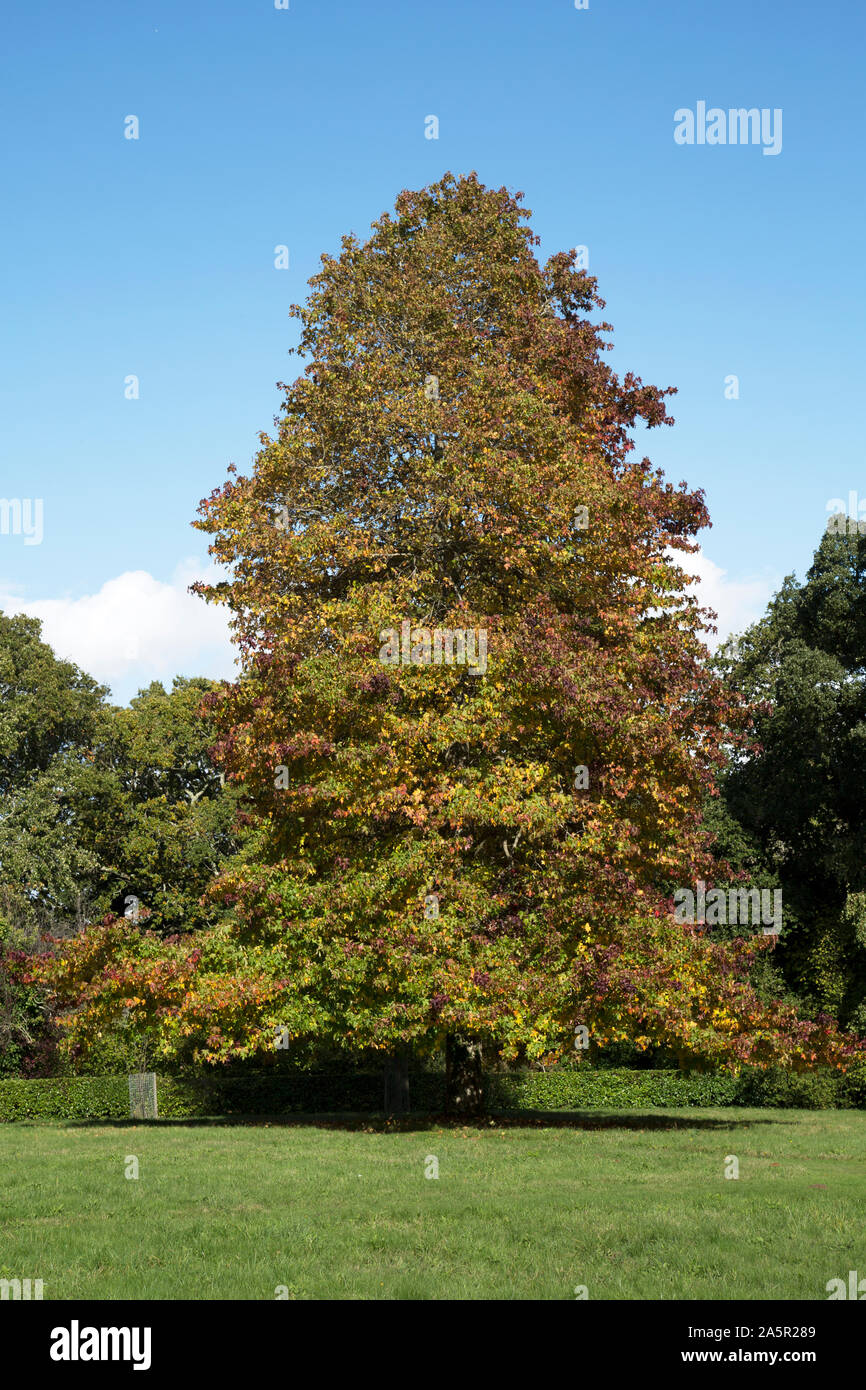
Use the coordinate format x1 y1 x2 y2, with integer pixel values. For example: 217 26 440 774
37 174 859 1097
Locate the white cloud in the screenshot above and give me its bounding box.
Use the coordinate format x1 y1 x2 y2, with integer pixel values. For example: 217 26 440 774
677 548 778 649
0 560 237 705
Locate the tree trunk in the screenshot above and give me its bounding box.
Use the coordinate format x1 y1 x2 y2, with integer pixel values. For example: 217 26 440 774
383 1047 410 1115
445 1033 484 1115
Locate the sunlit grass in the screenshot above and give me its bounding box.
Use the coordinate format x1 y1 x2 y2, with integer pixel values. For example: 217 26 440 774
2 1108 865 1299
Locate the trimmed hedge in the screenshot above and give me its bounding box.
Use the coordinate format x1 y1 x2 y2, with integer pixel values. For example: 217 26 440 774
2 1064 865 1121
0 1076 129 1121
485 1068 740 1111
488 1064 866 1111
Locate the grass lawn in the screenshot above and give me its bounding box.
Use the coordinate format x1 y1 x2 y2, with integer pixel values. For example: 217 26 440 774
2 1108 865 1300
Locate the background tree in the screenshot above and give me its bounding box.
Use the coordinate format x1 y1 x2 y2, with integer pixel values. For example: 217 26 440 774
0 612 106 933
0 628 240 941
81 678 242 935
0 612 107 1070
0 618 241 1073
712 524 866 1031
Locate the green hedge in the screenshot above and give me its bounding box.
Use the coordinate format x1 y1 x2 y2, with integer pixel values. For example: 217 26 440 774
2 1064 865 1121
485 1068 740 1110
0 1076 129 1121
488 1064 866 1111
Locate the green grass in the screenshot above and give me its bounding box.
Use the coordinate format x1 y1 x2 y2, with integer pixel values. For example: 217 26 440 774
2 1108 865 1299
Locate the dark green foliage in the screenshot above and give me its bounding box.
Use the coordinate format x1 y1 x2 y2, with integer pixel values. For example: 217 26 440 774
732 1065 838 1109
713 527 866 1029
0 613 107 797
0 612 242 943
80 678 243 935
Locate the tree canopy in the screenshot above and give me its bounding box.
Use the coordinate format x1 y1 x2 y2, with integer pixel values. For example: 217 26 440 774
23 175 862 1084
712 525 866 1030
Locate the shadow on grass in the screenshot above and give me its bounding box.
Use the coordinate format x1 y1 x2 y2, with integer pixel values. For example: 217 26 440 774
54 1108 779 1134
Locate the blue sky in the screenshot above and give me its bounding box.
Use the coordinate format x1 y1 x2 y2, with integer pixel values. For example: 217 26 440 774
1 0 863 702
